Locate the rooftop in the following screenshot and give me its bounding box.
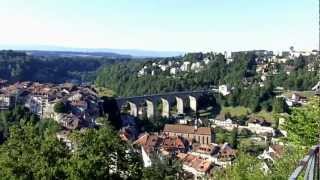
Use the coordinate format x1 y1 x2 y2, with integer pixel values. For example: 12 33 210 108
163 124 212 135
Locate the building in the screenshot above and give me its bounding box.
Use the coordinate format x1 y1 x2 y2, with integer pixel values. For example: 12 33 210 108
218 85 231 96
203 58 211 65
163 124 213 145
180 61 191 72
134 133 189 167
177 153 213 178
0 93 15 110
170 67 179 75
191 62 203 72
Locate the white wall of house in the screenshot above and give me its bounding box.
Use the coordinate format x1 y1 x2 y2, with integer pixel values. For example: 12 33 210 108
141 146 152 168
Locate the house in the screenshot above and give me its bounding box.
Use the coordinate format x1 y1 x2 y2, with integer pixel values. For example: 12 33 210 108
180 61 191 72
170 67 179 75
312 81 320 95
247 117 272 127
161 136 189 154
138 66 148 77
190 144 219 163
58 113 80 130
217 143 236 162
56 130 74 150
0 92 15 110
203 58 211 65
159 64 168 71
291 93 307 103
191 62 203 72
134 133 189 167
177 153 213 179
163 124 213 145
212 118 237 131
218 85 231 96
0 79 8 88
258 144 284 162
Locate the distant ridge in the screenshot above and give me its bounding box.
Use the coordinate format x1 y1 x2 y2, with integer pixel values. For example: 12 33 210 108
0 44 184 58
27 50 132 59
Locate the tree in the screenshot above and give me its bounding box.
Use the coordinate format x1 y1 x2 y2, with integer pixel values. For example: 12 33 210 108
229 128 238 149
213 146 305 180
66 123 142 179
212 153 266 180
284 98 320 147
0 123 69 179
142 156 183 180
54 102 68 113
273 97 288 113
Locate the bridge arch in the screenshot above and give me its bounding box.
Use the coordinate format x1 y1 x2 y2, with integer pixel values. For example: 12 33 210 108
118 101 138 117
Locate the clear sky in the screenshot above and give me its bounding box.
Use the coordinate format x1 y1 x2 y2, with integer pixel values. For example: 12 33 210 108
0 0 317 52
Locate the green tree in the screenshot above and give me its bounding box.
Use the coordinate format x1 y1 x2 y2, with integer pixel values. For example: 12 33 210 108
213 153 266 180
273 97 288 113
284 98 320 147
142 156 183 180
0 123 69 179
66 123 142 179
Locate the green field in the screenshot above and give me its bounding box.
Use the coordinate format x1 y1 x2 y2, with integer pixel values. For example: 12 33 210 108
222 106 250 117
221 106 275 122
282 91 315 99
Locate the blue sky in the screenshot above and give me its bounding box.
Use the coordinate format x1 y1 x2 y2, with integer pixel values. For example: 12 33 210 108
0 0 317 52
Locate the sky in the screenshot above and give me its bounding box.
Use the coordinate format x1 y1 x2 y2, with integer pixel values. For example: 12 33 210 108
0 0 317 52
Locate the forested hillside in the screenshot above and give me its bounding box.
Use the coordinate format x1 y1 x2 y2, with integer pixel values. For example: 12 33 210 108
96 52 319 97
0 50 130 83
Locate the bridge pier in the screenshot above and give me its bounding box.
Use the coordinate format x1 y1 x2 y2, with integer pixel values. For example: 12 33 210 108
189 96 197 112
161 98 170 118
146 100 155 119
128 102 138 117
176 97 184 114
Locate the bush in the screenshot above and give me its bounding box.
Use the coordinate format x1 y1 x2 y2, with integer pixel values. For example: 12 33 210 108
53 102 68 113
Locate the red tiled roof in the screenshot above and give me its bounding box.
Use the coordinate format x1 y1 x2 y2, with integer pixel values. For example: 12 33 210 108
177 153 212 173
163 124 212 135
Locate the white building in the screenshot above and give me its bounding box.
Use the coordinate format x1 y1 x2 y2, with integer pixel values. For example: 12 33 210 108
191 62 203 72
141 146 152 167
218 85 231 96
245 123 274 135
180 61 191 72
159 64 168 71
24 95 49 117
170 67 179 75
203 58 211 65
0 94 13 110
138 66 148 77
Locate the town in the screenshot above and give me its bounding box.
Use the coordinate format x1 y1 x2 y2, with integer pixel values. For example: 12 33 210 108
0 69 316 179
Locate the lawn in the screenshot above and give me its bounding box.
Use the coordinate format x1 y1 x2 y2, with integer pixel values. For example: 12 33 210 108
222 106 250 117
221 106 275 123
282 90 315 99
254 110 274 122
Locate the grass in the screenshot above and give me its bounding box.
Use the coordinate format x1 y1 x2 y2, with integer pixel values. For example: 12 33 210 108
254 110 274 122
222 106 250 117
282 90 315 99
221 106 275 123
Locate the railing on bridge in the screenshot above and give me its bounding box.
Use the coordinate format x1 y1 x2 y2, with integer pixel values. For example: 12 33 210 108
289 145 320 180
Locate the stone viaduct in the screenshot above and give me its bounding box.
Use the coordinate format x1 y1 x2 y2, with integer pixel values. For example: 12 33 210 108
115 90 213 119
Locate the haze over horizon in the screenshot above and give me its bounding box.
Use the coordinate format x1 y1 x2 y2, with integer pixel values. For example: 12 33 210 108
0 0 318 52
